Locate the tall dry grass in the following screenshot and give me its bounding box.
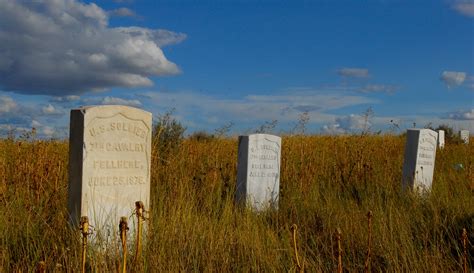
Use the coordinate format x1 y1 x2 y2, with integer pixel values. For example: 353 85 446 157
0 135 473 272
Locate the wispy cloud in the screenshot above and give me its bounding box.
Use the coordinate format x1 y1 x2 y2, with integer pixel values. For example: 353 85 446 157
446 109 474 120
116 27 187 47
51 95 81 103
335 68 400 94
337 68 370 78
0 96 18 113
109 7 137 17
0 94 68 138
322 111 474 135
451 0 474 17
100 96 142 107
359 84 398 94
0 0 185 96
138 89 378 130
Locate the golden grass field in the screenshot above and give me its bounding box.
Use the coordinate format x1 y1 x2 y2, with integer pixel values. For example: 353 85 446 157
0 134 473 272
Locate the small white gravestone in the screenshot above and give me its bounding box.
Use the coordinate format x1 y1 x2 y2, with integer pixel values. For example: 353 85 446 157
236 134 281 210
402 129 438 192
459 130 469 144
68 105 152 240
437 130 445 149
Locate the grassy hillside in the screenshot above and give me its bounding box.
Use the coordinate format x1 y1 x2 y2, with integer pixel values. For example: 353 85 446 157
0 135 473 272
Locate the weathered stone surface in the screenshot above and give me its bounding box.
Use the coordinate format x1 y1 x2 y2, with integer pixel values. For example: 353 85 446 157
402 129 438 192
68 105 151 238
236 134 281 210
460 130 469 144
437 130 445 149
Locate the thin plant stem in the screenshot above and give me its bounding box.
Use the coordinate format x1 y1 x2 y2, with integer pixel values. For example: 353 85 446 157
80 216 89 273
119 217 129 273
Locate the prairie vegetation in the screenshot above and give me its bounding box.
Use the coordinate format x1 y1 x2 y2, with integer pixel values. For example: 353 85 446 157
0 133 473 272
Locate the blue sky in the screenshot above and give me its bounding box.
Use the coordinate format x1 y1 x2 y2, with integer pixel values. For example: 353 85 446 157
0 0 472 138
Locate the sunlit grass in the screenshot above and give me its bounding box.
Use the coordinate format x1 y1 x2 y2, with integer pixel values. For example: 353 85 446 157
0 135 473 271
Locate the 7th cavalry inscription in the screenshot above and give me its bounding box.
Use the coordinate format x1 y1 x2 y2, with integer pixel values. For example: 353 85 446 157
68 106 152 239
402 129 438 192
236 134 282 210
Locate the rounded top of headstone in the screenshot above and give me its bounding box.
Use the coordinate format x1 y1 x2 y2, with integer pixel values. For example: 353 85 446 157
247 133 280 138
239 133 281 142
73 105 151 118
407 128 437 133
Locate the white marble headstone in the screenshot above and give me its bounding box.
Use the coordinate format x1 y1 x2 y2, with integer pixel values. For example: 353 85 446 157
236 134 281 210
68 105 152 239
437 130 445 149
460 130 469 144
402 129 438 192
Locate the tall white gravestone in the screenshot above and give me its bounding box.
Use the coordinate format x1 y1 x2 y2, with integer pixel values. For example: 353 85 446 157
437 130 445 149
459 130 469 144
236 134 281 210
402 129 438 192
68 105 152 239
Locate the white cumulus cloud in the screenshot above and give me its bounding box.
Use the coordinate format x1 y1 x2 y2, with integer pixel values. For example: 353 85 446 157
0 0 185 96
322 114 372 134
337 114 371 130
440 71 467 88
31 120 42 128
42 104 63 115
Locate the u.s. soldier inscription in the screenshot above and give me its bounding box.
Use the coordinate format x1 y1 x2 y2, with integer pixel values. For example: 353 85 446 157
402 129 438 192
236 134 281 210
459 130 469 144
68 105 151 240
